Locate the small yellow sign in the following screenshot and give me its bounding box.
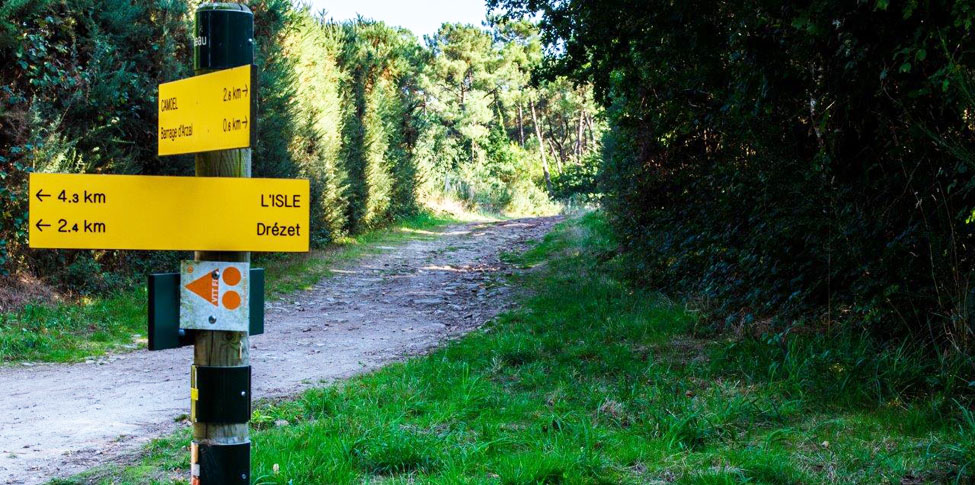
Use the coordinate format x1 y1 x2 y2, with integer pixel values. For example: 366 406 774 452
29 173 309 252
158 65 253 156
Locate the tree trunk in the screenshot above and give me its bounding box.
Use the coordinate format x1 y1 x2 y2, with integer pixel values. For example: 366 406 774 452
518 103 525 146
575 110 585 161
549 140 564 174
586 113 597 149
530 99 552 193
547 116 566 172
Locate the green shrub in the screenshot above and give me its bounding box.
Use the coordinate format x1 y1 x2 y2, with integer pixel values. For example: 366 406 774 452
492 0 975 362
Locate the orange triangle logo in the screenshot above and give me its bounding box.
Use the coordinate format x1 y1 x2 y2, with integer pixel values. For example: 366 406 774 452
185 273 219 306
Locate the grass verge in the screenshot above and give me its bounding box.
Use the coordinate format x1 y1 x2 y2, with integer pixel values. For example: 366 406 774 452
63 213 975 484
0 211 463 364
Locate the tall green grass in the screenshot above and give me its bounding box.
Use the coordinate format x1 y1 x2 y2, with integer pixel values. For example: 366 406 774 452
713 329 974 411
0 291 146 363
69 212 975 484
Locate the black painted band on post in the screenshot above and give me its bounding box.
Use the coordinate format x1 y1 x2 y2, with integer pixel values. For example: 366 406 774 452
191 365 252 423
193 442 251 484
194 3 254 71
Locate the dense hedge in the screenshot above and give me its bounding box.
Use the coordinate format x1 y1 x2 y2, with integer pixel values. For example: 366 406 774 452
0 0 193 289
0 1 600 289
493 0 975 351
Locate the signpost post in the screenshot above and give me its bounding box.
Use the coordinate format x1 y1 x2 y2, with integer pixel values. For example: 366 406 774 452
189 4 255 484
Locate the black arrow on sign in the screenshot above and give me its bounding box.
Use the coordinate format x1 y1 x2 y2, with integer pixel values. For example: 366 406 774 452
35 220 51 232
35 189 50 202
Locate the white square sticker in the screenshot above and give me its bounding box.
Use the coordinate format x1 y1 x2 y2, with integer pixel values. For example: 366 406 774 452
180 260 250 332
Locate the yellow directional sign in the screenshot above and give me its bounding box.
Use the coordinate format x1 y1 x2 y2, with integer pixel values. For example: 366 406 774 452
29 173 309 252
158 65 254 156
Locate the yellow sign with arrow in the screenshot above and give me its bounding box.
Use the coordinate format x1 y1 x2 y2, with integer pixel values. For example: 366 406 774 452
158 64 254 156
29 173 309 252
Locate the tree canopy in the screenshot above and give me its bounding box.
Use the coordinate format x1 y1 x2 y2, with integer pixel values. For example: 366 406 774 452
0 0 601 289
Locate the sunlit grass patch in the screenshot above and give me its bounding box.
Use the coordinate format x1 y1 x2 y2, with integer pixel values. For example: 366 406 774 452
0 290 145 363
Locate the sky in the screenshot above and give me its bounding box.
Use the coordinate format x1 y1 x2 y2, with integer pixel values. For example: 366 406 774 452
303 0 490 38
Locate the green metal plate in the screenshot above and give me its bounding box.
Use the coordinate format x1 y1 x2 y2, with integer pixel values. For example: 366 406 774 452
148 273 191 351
249 268 264 336
148 268 264 351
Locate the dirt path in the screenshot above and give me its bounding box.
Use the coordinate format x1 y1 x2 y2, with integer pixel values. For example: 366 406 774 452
0 217 559 485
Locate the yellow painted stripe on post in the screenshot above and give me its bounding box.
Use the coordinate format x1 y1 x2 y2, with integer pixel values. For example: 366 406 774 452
29 173 309 252
158 65 253 156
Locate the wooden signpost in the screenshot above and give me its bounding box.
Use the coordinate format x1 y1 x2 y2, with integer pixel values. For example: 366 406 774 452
27 3 297 483
188 5 257 484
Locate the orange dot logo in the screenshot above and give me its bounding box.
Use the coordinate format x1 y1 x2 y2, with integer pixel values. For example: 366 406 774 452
222 291 242 310
223 267 242 286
